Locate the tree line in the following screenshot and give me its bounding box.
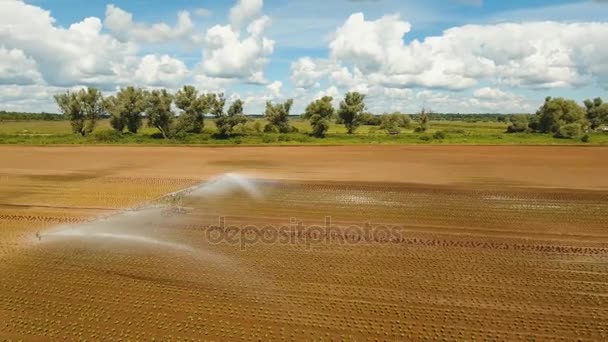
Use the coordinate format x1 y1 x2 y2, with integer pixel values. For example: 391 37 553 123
507 97 608 139
53 86 418 138
51 86 608 140
0 111 64 122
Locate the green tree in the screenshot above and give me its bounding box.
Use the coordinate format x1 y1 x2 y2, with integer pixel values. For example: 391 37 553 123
303 96 335 137
555 123 583 139
359 112 381 126
216 99 249 137
104 87 146 134
338 92 366 134
415 108 430 133
506 114 529 133
584 98 608 130
535 97 587 135
145 89 175 139
174 86 209 134
54 87 104 136
264 99 295 133
380 113 405 134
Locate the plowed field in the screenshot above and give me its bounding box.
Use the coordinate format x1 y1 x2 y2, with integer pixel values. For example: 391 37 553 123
1 146 607 340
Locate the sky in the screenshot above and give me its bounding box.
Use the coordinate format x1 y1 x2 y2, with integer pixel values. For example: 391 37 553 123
1 0 608 114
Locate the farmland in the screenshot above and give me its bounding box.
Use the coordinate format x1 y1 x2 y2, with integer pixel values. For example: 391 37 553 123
1 145 608 340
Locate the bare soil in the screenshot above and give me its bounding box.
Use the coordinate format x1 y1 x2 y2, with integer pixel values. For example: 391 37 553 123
1 145 607 340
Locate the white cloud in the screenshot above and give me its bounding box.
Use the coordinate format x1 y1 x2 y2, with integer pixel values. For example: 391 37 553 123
473 87 508 100
330 13 411 74
194 8 213 17
324 14 608 90
291 12 608 112
267 80 282 97
134 55 189 86
104 4 201 44
290 57 332 88
0 0 137 87
200 1 274 84
0 47 44 85
229 0 263 29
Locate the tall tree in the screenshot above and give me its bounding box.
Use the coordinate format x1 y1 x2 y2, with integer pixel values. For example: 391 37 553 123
535 97 587 134
216 99 249 137
54 87 104 136
174 86 209 134
104 87 146 133
264 99 294 133
416 108 430 133
303 96 335 137
338 92 365 134
146 89 175 139
584 98 608 130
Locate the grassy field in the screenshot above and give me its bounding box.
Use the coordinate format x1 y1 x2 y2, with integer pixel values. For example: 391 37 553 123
1 118 608 145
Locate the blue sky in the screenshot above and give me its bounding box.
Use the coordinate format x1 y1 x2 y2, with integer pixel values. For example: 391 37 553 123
1 0 608 113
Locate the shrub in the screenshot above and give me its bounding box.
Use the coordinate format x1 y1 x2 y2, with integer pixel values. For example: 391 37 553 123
433 130 447 140
252 121 263 133
261 135 277 143
581 134 590 143
506 115 529 133
263 124 278 133
419 135 432 141
359 112 382 126
92 129 123 142
554 123 582 139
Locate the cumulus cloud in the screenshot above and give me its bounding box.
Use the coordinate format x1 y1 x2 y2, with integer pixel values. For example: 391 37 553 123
0 47 44 85
134 55 189 86
290 57 331 88
229 0 264 29
200 1 274 84
0 1 137 87
267 80 282 97
104 4 201 44
291 12 608 105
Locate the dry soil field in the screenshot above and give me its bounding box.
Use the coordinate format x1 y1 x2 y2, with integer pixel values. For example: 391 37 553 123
1 145 607 340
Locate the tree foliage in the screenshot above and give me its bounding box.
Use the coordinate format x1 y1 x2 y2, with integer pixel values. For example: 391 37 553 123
104 87 146 133
54 87 104 136
555 122 583 139
415 108 430 133
216 99 249 137
338 92 366 134
174 86 209 134
264 99 295 133
380 113 411 134
145 89 175 139
359 112 382 126
584 98 608 130
535 97 587 135
304 96 335 137
506 114 529 133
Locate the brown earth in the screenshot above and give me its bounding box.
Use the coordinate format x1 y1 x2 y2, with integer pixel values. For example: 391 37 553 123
0 145 607 340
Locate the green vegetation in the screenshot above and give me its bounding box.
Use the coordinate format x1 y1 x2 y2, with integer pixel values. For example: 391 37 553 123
338 92 366 134
54 87 104 136
2 85 608 145
215 99 248 137
302 96 335 137
264 99 296 133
